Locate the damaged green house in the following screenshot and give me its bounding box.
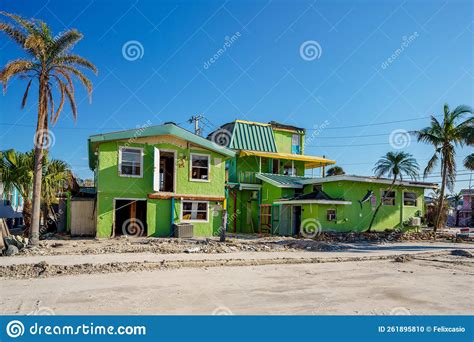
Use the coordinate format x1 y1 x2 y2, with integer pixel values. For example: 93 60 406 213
88 123 235 238
208 120 437 234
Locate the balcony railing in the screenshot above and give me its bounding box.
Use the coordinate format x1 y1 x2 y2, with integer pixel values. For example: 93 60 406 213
237 171 260 184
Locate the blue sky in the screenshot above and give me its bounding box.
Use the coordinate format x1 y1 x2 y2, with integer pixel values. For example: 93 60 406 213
0 0 472 191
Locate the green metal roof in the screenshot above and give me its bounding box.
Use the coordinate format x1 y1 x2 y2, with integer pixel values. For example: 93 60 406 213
256 173 313 188
88 123 235 170
228 121 277 152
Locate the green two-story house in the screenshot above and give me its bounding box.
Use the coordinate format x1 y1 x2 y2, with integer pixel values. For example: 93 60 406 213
88 123 235 238
208 120 437 235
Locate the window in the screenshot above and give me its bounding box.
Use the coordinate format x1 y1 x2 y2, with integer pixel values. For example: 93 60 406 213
182 201 208 222
382 190 396 206
190 154 210 181
327 209 336 221
119 147 143 177
291 134 300 154
403 192 417 206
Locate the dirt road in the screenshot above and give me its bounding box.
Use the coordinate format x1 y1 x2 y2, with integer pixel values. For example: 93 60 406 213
1 245 472 315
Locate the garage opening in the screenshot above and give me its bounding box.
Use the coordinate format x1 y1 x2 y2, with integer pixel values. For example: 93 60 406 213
159 151 175 192
114 199 147 237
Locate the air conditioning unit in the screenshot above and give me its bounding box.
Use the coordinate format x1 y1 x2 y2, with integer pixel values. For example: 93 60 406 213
173 223 194 238
409 217 421 227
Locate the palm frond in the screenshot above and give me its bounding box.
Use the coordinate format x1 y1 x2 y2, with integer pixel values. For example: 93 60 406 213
0 59 36 92
50 29 82 56
21 79 33 108
54 54 98 74
464 153 474 171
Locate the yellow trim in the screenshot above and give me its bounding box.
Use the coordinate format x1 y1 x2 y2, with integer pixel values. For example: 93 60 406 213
239 150 335 168
235 119 270 126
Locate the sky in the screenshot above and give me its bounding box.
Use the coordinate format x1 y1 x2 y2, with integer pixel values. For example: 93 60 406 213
0 0 472 192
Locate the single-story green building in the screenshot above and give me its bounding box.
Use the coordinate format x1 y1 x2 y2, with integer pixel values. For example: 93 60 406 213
257 174 438 234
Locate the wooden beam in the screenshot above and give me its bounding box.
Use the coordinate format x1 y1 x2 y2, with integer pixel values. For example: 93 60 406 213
148 193 225 201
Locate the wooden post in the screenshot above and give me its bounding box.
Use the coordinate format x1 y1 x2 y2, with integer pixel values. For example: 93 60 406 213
220 210 227 242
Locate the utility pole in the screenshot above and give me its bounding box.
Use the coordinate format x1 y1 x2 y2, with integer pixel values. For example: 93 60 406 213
189 115 204 136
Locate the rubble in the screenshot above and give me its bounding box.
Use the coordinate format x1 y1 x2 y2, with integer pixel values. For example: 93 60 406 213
2 229 469 258
450 249 473 258
394 254 412 263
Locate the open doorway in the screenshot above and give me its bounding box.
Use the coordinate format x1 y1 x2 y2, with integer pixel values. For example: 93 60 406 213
292 205 302 235
159 151 175 192
114 199 147 237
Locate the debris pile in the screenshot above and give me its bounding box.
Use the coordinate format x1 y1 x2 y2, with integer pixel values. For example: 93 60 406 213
450 249 473 258
394 254 412 263
309 230 443 243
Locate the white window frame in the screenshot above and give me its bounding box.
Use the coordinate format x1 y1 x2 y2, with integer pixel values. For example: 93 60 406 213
292 134 300 154
180 200 209 223
381 189 396 206
403 191 418 207
118 146 144 178
189 153 211 182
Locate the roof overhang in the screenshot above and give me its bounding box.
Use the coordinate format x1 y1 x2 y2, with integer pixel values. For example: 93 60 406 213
298 175 438 189
256 173 306 188
274 199 352 205
239 150 336 169
88 123 235 170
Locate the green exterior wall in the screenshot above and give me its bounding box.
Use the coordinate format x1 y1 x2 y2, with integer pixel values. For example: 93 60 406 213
300 181 425 232
95 139 227 238
273 130 304 154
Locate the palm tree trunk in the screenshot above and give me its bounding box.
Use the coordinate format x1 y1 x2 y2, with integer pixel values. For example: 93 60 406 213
435 158 448 232
29 76 48 246
367 178 396 232
22 198 32 231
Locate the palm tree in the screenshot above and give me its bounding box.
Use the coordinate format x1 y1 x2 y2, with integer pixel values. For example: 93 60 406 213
412 104 473 231
41 157 72 227
0 149 71 230
367 151 419 231
326 166 345 176
0 149 34 227
451 192 462 227
464 154 474 170
0 12 97 245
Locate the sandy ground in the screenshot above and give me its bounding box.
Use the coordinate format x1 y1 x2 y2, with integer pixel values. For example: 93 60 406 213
0 241 472 315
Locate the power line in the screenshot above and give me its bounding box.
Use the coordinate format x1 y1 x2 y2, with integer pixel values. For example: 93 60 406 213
305 115 438 130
